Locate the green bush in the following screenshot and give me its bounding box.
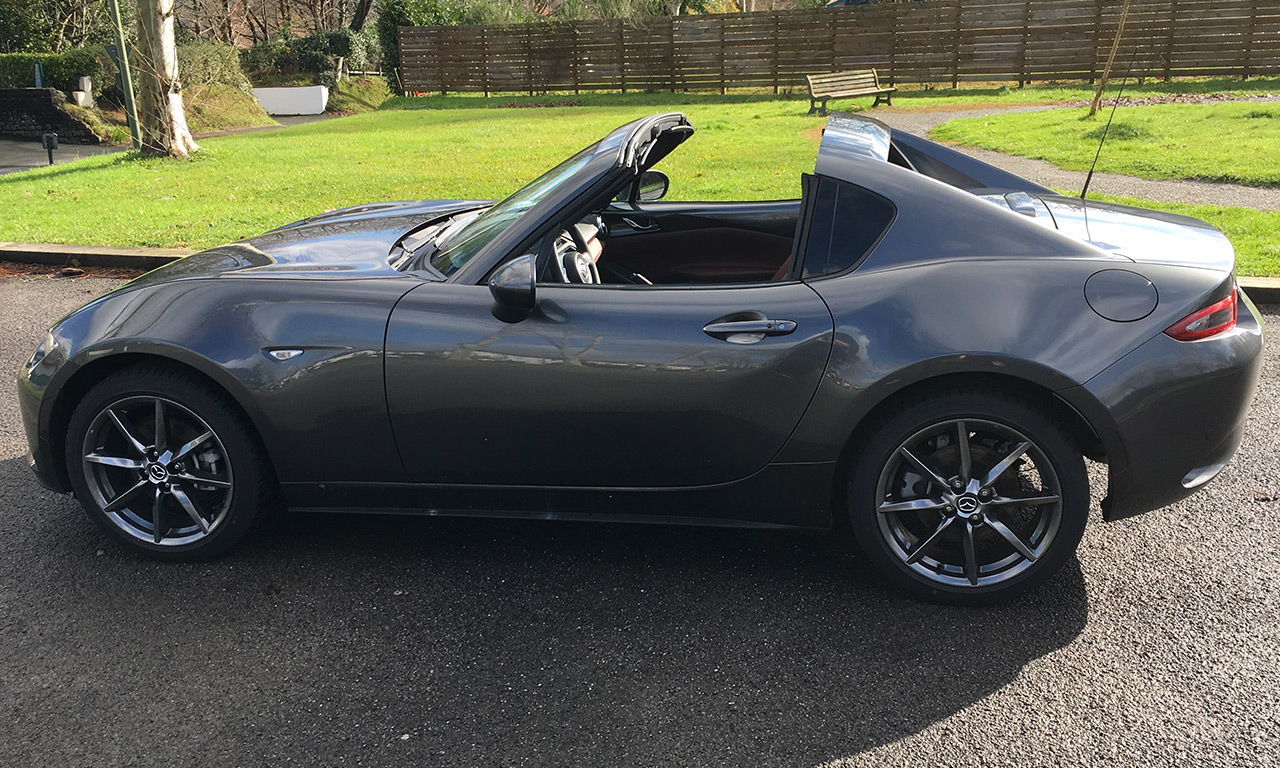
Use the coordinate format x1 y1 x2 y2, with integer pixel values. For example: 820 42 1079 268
179 42 253 92
240 29 381 88
346 26 384 72
0 47 114 96
376 0 466 79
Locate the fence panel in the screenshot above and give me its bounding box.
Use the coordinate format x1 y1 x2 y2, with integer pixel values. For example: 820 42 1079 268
398 0 1280 94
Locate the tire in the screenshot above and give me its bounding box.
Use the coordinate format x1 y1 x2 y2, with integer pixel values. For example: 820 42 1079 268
847 388 1089 606
64 365 272 561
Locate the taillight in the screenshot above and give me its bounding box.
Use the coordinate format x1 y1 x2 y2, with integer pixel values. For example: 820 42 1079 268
1164 289 1238 341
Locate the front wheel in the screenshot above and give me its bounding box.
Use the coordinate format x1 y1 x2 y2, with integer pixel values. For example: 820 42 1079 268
65 366 272 560
848 390 1089 605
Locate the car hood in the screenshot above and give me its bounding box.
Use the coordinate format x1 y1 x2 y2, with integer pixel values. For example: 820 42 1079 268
127 200 487 287
1038 195 1235 274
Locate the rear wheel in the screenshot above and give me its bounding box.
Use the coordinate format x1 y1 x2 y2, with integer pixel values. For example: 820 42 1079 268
65 366 271 560
848 389 1088 605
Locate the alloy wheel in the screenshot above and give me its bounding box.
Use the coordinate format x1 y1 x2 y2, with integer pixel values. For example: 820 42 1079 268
874 418 1063 588
80 396 234 546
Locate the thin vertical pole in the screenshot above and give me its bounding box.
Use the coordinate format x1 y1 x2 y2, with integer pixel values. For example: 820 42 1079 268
107 0 140 149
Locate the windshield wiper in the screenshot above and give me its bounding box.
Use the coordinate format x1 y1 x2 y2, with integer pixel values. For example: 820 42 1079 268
391 221 450 276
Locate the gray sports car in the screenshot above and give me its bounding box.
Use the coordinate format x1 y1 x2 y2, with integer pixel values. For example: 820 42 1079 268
18 112 1263 604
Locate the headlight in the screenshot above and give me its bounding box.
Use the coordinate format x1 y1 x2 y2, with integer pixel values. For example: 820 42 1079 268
26 331 56 370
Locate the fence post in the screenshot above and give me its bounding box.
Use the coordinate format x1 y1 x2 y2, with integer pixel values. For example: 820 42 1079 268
669 18 677 92
772 13 780 94
951 0 961 89
829 8 838 80
573 24 581 94
618 21 626 94
1089 0 1103 84
889 6 899 86
526 26 535 96
438 29 448 96
482 26 490 98
1161 0 1176 81
719 19 727 94
1243 0 1260 79
1019 0 1031 87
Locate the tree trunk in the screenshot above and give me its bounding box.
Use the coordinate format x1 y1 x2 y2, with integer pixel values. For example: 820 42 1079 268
1088 0 1132 117
349 0 374 31
135 0 199 158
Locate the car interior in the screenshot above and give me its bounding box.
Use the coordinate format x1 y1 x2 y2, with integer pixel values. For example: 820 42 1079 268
541 169 805 287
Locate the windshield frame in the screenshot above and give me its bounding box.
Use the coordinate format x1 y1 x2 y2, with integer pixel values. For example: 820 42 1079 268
430 143 603 277
441 113 693 287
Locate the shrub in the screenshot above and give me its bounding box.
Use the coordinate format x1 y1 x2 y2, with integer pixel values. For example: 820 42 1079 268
0 47 114 97
346 26 383 72
240 29 381 88
178 42 254 93
376 0 467 79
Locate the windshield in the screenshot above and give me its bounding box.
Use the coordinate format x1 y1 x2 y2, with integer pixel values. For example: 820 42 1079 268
431 142 601 276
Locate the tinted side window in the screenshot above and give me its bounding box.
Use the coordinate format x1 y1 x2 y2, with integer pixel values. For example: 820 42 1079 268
802 177 896 279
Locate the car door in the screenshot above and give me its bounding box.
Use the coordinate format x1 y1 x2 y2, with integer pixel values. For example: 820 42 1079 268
384 280 833 488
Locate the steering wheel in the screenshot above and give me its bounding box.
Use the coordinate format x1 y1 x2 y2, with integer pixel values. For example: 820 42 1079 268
552 220 603 284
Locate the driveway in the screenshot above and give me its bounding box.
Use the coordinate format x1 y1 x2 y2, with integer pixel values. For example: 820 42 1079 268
0 136 123 175
2 276 1277 767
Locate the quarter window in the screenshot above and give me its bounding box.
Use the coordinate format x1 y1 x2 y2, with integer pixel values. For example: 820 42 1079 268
802 177 896 279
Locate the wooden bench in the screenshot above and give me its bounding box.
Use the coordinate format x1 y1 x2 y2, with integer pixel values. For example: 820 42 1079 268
806 69 897 115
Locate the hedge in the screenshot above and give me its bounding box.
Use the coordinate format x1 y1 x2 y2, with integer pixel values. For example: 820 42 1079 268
0 47 113 97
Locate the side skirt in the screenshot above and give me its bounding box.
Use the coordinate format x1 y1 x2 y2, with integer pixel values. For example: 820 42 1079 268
280 461 838 530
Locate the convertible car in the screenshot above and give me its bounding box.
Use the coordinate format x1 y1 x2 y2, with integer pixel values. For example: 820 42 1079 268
18 112 1263 604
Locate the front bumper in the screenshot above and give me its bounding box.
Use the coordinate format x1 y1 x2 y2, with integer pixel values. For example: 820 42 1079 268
17 337 72 494
1085 287 1265 520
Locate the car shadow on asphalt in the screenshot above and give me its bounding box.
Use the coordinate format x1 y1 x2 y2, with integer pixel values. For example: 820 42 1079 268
9 458 1087 765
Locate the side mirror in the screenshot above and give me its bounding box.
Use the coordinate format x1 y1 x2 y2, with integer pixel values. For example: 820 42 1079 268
635 170 669 203
488 253 536 322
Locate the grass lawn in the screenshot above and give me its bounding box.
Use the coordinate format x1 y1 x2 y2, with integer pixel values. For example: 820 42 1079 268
385 76 1280 113
183 84 279 133
884 76 1280 109
932 101 1280 187
0 98 824 249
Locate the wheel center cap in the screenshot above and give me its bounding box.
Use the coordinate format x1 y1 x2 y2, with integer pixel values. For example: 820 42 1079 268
956 495 980 514
146 463 169 484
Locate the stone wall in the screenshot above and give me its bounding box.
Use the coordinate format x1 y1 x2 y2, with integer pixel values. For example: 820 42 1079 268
0 88 101 144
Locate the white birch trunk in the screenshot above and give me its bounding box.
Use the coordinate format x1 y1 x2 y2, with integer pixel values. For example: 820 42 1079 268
135 0 199 157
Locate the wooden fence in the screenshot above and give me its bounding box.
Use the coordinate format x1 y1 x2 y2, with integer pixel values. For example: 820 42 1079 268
398 0 1280 94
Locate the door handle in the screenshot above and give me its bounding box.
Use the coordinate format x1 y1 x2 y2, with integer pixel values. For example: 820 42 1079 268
703 316 797 343
621 217 658 232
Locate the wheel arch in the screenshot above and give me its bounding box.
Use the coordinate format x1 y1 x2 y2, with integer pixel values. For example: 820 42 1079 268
47 349 279 492
826 370 1109 529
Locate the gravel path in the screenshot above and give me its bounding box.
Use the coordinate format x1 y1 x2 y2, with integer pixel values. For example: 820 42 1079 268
2 276 1279 767
873 105 1280 212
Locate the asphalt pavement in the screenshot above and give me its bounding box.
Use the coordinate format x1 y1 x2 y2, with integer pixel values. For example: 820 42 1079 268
1 276 1278 767
0 136 124 175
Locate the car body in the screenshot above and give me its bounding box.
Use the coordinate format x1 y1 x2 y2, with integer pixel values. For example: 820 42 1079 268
18 112 1263 604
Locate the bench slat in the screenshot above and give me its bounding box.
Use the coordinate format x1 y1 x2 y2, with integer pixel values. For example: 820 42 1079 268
806 68 895 113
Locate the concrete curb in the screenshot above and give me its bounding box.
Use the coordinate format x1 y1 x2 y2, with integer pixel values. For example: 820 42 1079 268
1240 276 1280 305
0 242 195 271
3 240 1279 303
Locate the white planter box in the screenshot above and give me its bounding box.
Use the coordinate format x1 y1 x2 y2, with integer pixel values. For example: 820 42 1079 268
251 86 329 116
